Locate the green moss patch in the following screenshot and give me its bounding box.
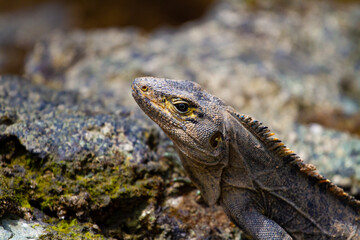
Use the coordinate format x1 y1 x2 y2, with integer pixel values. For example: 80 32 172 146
0 136 171 238
40 219 104 240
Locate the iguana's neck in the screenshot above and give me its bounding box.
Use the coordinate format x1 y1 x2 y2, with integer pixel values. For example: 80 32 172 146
221 113 285 191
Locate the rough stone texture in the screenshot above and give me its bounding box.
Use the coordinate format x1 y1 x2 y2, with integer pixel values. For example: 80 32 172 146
0 76 148 161
0 217 44 240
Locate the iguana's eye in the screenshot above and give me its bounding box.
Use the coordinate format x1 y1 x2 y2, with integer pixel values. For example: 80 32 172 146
174 103 189 113
141 85 148 92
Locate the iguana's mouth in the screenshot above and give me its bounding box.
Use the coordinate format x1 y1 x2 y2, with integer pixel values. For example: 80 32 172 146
131 83 183 129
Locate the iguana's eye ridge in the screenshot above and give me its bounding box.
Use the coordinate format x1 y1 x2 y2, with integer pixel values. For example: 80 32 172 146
174 103 189 113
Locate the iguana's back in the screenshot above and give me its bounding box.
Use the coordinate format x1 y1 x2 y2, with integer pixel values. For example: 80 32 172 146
218 112 360 239
132 77 360 239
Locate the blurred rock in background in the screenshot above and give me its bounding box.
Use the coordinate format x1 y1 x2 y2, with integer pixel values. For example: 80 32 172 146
0 0 213 74
0 2 70 74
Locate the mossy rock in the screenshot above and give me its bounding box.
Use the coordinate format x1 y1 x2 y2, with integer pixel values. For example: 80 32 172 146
39 219 104 240
0 76 180 238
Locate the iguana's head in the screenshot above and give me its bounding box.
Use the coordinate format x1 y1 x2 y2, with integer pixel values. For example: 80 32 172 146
132 77 228 164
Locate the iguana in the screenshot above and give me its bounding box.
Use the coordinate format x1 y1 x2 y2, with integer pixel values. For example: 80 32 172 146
131 77 360 239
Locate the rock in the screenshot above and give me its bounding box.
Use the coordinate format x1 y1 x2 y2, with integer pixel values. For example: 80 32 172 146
0 75 164 237
0 76 147 162
0 217 44 240
0 2 70 73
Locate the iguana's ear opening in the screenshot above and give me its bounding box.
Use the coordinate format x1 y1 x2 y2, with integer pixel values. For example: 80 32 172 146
210 131 223 148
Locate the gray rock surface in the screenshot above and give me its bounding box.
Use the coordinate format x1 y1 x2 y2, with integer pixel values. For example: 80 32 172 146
0 76 151 162
0 217 44 240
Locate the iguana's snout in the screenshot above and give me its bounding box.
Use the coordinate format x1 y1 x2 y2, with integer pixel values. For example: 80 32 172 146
131 77 151 95
131 77 152 101
132 77 182 127
132 77 168 103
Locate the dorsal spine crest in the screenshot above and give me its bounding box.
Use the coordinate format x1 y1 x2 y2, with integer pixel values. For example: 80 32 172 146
233 113 360 212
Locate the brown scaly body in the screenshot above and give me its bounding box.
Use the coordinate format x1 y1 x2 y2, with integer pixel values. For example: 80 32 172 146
132 77 360 239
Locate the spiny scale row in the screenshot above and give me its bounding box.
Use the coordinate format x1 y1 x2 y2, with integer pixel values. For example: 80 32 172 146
237 113 291 155
235 112 360 212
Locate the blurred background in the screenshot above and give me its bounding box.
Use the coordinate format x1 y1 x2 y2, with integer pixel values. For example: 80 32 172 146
0 0 214 74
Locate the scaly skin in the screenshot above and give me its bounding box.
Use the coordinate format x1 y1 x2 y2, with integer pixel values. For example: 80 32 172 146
132 77 360 239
